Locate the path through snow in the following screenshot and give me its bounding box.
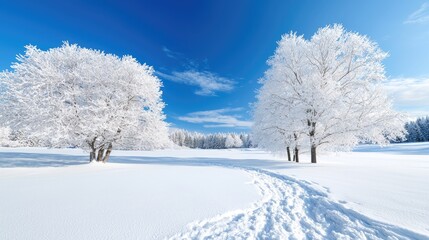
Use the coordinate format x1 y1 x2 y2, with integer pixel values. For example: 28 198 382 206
170 167 427 240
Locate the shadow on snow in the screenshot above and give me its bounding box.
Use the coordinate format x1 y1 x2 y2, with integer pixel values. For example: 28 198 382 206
0 152 88 168
354 142 429 155
0 150 308 169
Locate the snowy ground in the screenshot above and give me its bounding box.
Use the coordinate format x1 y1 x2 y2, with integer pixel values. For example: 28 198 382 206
0 143 428 239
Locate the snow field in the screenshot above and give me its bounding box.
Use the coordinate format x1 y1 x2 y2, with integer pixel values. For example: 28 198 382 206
0 151 258 240
0 143 428 239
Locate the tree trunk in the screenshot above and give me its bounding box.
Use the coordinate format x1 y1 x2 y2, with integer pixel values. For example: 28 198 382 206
311 145 317 163
89 151 96 162
102 143 113 163
286 147 291 161
294 147 299 163
308 119 317 164
96 148 105 162
88 137 97 162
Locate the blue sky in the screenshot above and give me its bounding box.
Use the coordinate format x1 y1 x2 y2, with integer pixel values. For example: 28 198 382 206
1 1 429 133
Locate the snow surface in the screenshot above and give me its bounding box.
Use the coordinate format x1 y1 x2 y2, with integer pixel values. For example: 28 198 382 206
0 148 258 239
0 143 428 239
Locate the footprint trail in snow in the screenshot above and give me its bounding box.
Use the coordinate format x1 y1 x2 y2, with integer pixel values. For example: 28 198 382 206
169 167 427 240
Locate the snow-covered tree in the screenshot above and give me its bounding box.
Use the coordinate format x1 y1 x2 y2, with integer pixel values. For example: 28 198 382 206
224 134 242 148
233 134 243 148
404 116 429 142
0 127 14 147
239 134 252 148
224 135 235 148
0 42 169 162
416 117 429 142
253 24 406 163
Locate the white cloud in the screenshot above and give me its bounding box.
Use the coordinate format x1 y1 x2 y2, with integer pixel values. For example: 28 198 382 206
404 3 429 24
178 108 252 128
157 70 235 96
383 77 429 118
162 46 181 59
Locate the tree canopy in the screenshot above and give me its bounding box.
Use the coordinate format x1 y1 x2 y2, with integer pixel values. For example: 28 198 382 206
0 43 169 162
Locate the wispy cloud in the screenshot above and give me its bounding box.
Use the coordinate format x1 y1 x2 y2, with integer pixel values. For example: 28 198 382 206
159 46 235 96
162 46 182 59
162 46 204 69
178 108 252 128
383 77 429 118
157 70 235 96
404 3 429 24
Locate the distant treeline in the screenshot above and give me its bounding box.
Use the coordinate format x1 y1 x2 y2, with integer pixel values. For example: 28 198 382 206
170 116 429 150
169 129 254 149
404 116 429 142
